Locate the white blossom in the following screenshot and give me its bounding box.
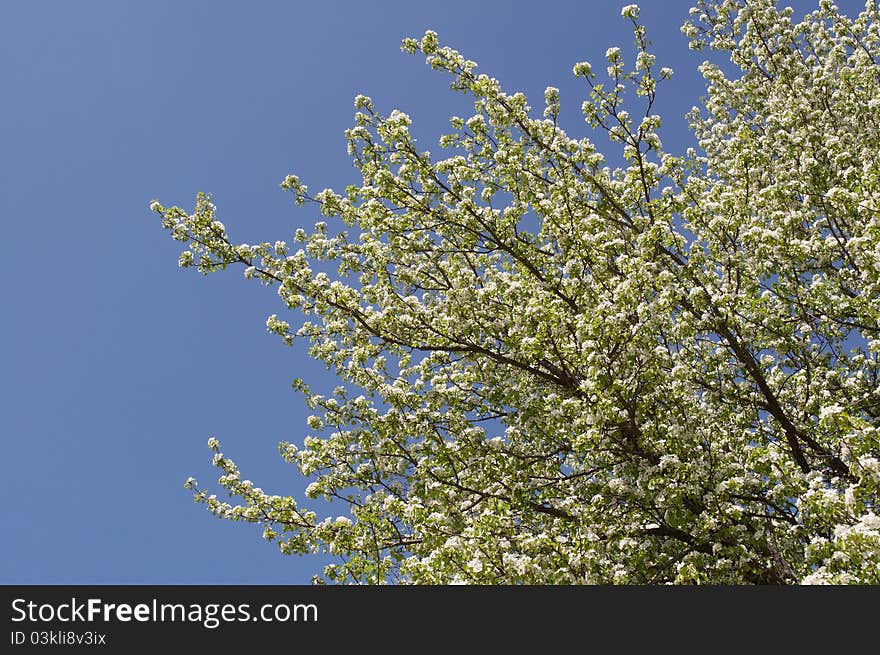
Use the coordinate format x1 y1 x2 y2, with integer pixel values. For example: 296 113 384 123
155 8 880 585
621 5 639 20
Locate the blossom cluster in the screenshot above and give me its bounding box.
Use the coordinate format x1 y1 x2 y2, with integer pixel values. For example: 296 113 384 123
154 1 880 584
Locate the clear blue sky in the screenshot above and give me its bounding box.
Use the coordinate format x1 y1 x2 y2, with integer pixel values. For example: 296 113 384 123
1 0 862 584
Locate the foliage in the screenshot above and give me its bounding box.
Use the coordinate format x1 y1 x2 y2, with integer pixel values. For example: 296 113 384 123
154 0 880 584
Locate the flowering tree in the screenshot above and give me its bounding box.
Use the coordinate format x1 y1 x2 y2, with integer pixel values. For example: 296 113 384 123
152 1 880 584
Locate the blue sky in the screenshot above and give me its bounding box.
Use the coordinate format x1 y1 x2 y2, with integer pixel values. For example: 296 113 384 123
1 0 862 584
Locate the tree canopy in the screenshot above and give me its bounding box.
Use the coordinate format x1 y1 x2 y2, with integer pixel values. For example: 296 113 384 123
153 0 880 584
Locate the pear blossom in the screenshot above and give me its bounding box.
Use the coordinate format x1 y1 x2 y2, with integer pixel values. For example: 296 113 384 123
621 5 640 20
153 2 880 584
